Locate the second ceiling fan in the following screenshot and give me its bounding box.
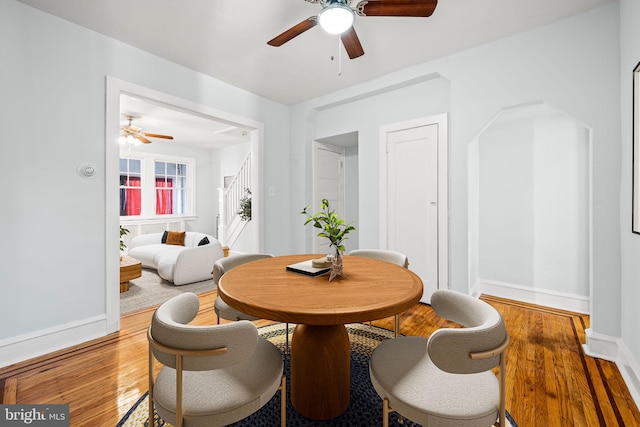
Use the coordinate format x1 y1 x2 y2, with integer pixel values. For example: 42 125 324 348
120 116 174 144
267 0 438 59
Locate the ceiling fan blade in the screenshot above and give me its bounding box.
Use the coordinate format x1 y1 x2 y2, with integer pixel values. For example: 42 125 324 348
267 17 318 47
356 0 437 17
137 135 152 144
341 27 365 59
144 133 174 140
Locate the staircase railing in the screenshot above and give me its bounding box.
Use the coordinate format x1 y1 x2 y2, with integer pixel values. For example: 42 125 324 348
218 152 252 249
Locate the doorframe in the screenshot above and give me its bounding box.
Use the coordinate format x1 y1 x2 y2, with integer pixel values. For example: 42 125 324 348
105 77 264 333
311 141 346 253
379 113 449 291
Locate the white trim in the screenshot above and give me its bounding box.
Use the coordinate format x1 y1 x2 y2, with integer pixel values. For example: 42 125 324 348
583 328 619 361
475 279 590 314
617 340 640 409
379 113 449 291
105 77 264 333
0 315 107 368
581 331 640 409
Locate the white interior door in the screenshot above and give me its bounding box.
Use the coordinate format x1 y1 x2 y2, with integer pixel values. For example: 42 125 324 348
381 115 448 303
313 143 345 254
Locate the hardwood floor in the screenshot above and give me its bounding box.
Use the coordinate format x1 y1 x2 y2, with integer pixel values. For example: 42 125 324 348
1 291 639 426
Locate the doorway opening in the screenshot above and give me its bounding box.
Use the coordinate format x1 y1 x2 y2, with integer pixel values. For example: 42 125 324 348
379 114 448 303
312 132 360 254
105 77 264 332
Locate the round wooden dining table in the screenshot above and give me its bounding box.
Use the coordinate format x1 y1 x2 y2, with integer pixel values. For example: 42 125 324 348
217 254 423 420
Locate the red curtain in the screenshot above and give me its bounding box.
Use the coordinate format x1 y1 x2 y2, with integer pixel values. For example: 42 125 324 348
125 176 141 215
156 178 173 215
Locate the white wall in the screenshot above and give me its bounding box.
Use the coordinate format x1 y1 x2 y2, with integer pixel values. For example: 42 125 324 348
291 2 620 350
0 0 289 367
618 0 640 405
215 140 251 183
478 119 536 285
474 111 590 305
345 144 360 248
292 75 451 252
533 117 589 296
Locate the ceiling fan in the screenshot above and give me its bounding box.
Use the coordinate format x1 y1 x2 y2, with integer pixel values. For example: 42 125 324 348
267 0 438 59
120 116 174 144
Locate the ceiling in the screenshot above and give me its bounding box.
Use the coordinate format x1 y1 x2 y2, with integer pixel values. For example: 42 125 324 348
120 94 251 150
18 0 613 149
19 0 613 106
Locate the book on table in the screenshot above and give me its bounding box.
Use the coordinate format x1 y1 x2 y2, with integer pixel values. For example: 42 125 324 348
286 260 330 277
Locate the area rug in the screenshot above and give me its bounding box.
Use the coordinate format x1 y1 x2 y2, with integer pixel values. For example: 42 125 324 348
120 269 215 314
117 323 517 427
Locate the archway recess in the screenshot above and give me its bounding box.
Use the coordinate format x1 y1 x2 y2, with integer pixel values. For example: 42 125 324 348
468 102 591 313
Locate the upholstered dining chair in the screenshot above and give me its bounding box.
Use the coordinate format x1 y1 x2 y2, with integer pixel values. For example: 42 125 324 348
348 249 410 337
147 292 286 427
212 253 291 353
369 289 509 427
212 253 274 324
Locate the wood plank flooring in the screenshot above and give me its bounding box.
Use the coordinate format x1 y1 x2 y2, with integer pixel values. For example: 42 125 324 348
1 291 639 426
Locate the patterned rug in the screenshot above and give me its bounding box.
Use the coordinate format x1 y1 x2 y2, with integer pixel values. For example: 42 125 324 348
120 269 215 314
117 323 517 427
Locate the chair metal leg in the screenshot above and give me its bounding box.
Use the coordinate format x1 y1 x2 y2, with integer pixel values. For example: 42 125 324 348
498 352 506 427
279 375 286 427
383 397 403 426
394 314 400 338
285 323 289 354
148 341 155 427
383 397 389 427
176 355 183 427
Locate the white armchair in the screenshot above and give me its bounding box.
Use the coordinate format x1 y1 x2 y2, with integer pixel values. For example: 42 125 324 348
369 290 510 427
148 293 286 427
348 249 410 336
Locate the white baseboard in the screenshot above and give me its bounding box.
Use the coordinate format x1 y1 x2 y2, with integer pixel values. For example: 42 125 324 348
583 329 640 410
583 328 619 361
617 341 640 409
0 315 108 368
476 279 590 313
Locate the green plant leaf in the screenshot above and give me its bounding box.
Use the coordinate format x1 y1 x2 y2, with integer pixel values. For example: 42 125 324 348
301 199 356 252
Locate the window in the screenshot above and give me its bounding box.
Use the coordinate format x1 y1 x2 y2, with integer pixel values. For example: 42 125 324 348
119 154 194 219
155 161 188 215
120 158 141 216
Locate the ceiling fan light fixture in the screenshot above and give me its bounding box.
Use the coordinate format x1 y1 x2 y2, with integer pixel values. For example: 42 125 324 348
318 4 354 35
119 133 139 146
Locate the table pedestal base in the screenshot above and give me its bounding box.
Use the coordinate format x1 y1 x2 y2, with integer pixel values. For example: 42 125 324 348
291 324 350 420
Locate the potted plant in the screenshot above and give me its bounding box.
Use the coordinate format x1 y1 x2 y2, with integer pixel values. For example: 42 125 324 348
120 225 130 258
238 188 252 221
301 199 355 280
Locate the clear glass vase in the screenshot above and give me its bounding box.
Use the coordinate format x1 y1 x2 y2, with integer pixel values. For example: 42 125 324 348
329 249 344 281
